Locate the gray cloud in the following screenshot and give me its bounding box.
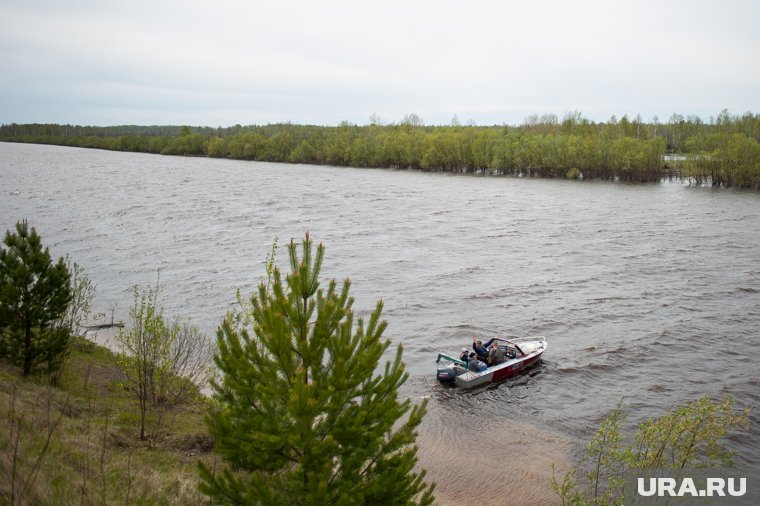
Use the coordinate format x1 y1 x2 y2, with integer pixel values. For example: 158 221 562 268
1 0 758 126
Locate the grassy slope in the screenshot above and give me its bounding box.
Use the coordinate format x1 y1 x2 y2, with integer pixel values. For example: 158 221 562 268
0 337 217 505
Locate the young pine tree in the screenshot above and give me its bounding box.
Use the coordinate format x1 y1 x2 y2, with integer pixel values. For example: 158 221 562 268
0 220 72 376
200 234 434 505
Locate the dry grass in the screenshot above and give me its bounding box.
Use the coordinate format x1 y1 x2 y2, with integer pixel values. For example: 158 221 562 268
0 337 215 505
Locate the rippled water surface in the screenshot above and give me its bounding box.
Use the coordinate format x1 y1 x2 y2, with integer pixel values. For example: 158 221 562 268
2 143 759 504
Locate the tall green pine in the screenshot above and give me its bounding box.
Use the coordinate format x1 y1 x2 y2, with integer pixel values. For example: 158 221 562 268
200 234 434 505
0 220 72 376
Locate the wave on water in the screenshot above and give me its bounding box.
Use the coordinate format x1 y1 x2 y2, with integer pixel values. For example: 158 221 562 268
3 144 760 502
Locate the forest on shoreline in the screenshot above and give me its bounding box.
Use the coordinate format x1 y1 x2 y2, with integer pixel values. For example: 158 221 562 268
2 110 760 189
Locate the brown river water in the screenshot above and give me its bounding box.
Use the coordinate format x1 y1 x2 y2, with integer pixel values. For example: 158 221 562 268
2 143 759 504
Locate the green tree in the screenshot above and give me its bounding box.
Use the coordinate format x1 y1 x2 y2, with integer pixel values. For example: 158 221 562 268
0 221 72 377
552 396 750 506
200 233 434 505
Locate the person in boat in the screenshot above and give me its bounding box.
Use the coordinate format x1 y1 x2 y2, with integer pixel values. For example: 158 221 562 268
472 336 495 361
459 347 470 364
467 352 487 372
487 341 506 366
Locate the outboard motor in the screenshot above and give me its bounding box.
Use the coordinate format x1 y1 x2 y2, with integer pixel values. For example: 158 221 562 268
436 365 457 383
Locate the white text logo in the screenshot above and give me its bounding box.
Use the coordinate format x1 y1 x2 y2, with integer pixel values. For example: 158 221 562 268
637 477 746 498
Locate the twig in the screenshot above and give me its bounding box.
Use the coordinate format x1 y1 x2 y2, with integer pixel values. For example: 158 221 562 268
124 447 133 506
9 384 20 506
99 407 112 505
24 390 70 502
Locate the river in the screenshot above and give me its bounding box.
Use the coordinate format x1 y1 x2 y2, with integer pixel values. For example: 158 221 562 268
1 142 758 504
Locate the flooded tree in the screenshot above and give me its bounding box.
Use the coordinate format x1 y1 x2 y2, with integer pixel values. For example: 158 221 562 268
3 110 760 188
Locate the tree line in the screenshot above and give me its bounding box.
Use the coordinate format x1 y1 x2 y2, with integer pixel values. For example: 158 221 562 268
2 110 760 188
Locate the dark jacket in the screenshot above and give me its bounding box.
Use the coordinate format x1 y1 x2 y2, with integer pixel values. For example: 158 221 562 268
473 338 495 360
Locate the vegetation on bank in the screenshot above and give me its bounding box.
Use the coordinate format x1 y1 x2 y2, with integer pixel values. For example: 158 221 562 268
1 222 216 504
0 336 215 505
553 397 750 505
2 110 760 188
115 278 214 442
1 225 434 504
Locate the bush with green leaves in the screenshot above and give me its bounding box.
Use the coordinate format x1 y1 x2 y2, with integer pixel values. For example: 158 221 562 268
56 259 95 338
116 277 213 440
552 396 750 506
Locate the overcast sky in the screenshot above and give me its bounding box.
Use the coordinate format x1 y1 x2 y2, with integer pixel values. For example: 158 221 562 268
1 0 758 127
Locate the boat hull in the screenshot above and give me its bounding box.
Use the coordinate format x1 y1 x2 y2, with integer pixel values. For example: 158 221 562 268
437 336 547 389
